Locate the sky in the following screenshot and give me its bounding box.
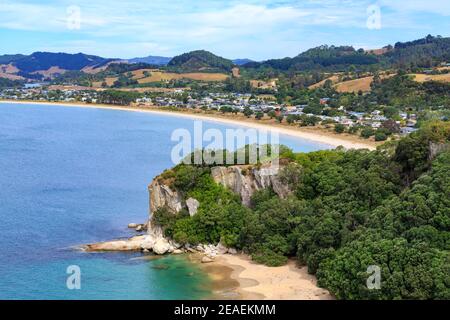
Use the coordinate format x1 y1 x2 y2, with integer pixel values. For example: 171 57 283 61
0 0 449 60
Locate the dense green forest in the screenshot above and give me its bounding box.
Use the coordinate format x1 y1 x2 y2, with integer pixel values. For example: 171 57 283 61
387 35 450 68
167 50 235 72
244 35 450 73
152 121 450 299
245 45 380 72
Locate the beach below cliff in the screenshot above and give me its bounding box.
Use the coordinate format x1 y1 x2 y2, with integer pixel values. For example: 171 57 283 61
0 100 377 150
194 254 334 300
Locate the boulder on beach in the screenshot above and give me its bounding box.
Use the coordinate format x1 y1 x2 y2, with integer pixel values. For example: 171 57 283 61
153 238 172 255
216 241 228 254
140 235 156 251
201 256 214 263
203 244 218 257
128 223 138 229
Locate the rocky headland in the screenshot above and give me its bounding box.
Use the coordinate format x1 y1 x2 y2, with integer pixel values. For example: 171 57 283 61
84 162 288 259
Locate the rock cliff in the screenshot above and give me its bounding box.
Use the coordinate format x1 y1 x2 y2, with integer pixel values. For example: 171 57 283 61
148 179 183 216
85 163 289 255
429 142 450 161
211 164 290 206
147 164 290 216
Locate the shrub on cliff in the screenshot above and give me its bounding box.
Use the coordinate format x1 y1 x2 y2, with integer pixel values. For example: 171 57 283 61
172 165 210 193
158 169 250 247
153 207 189 238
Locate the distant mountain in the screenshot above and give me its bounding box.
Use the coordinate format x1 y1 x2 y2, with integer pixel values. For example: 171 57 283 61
13 52 110 73
2 34 448 83
0 52 113 81
233 58 254 65
168 50 234 72
0 54 26 65
128 55 172 66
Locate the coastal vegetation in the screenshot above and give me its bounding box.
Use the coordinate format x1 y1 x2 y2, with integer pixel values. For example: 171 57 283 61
96 90 142 105
152 121 450 299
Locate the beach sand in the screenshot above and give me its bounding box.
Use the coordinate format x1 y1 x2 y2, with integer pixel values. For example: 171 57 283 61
0 100 377 150
194 254 333 300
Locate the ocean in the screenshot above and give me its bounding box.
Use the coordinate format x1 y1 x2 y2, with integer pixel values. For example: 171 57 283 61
0 103 332 299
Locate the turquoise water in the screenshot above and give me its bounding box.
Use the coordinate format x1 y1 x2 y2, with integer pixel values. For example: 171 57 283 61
0 103 332 299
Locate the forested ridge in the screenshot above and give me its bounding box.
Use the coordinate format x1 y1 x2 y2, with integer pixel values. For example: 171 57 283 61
245 35 450 72
167 50 235 72
153 121 450 299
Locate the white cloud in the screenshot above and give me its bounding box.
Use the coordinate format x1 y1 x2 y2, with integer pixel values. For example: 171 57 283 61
0 0 448 59
380 0 450 16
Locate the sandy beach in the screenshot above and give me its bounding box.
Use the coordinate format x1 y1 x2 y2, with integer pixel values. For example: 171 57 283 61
196 254 333 300
0 100 377 150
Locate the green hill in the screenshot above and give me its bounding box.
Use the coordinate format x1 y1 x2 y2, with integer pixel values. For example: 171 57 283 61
245 35 450 72
245 45 379 72
386 34 450 68
167 50 234 72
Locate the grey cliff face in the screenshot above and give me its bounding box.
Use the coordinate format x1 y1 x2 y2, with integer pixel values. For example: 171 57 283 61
147 164 290 226
186 198 200 217
211 165 290 206
148 179 183 217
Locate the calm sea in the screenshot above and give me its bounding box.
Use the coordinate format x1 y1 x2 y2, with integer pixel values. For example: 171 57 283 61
0 103 331 299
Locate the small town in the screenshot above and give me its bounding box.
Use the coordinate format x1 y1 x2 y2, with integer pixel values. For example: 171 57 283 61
0 84 422 140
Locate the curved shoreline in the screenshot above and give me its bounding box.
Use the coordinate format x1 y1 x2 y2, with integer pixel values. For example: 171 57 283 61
0 99 356 300
197 254 333 300
0 100 376 150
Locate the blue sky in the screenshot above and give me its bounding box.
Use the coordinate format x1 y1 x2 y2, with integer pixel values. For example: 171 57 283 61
0 0 449 60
